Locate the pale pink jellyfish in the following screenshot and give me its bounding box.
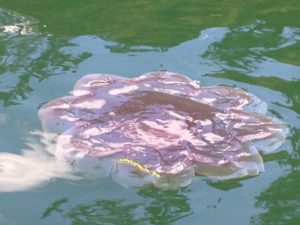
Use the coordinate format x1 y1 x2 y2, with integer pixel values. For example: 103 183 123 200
38 71 287 189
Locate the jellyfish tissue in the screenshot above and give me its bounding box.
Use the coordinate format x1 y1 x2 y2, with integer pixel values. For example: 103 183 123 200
38 71 288 189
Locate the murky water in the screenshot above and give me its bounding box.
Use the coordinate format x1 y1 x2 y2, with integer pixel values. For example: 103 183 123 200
0 1 299 224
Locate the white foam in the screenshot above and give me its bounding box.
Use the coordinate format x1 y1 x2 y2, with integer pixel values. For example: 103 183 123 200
0 131 77 192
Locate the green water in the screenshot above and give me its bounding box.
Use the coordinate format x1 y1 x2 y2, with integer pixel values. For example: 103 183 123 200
0 1 299 224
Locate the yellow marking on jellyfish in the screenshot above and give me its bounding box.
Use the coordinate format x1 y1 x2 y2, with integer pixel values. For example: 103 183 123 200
116 158 160 178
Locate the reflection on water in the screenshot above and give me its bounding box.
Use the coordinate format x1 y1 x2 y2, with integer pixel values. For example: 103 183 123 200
42 188 191 225
1 0 300 49
252 171 300 225
0 8 38 35
0 9 91 106
203 21 300 80
0 131 76 192
139 188 192 224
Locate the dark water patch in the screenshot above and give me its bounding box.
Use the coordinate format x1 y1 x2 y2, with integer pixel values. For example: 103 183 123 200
252 170 300 225
41 188 192 225
1 1 300 49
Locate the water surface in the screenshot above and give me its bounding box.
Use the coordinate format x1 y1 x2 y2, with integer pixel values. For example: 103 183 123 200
0 1 299 224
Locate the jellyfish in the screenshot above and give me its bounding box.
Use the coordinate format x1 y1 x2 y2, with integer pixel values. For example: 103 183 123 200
38 71 288 189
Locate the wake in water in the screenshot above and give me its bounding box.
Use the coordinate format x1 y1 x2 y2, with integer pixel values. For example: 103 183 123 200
0 131 77 192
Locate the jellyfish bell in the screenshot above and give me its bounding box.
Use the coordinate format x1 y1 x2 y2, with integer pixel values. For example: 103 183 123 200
38 71 288 189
